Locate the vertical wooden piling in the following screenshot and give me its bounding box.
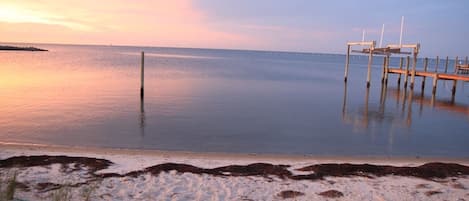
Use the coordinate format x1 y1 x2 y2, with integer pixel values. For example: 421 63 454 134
452 80 457 97
140 51 144 99
466 56 468 65
397 57 403 86
410 53 417 89
381 57 386 83
404 56 410 88
444 56 449 73
344 45 350 82
421 57 428 90
432 74 438 95
366 50 373 88
454 56 459 73
435 56 439 72
384 55 390 84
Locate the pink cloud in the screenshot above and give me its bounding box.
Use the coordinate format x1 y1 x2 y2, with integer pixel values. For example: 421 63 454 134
0 0 252 48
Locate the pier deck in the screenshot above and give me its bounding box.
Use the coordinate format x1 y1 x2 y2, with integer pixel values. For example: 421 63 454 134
388 68 469 81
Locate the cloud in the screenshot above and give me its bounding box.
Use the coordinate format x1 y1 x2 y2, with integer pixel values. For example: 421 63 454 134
0 0 250 47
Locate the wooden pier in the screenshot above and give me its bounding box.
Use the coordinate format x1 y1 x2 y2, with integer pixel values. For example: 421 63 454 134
385 55 469 96
344 41 469 99
344 41 419 88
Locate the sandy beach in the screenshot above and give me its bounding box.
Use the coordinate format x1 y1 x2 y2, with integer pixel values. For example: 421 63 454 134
1 142 469 201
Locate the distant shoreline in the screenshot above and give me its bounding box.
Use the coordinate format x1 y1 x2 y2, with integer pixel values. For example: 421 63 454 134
0 45 47 51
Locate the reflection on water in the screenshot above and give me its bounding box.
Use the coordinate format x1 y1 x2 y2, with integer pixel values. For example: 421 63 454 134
343 82 469 129
342 81 469 154
342 84 410 130
140 97 145 137
1 44 469 157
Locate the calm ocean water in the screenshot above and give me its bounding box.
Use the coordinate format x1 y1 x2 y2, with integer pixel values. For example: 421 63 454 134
1 44 468 157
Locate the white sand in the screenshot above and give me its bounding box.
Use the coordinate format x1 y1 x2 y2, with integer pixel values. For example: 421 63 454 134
1 142 468 201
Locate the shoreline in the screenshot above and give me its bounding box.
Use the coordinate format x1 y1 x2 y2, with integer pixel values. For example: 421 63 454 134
2 142 469 165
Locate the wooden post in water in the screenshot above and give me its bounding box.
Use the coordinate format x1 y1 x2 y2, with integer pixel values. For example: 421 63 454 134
444 56 449 73
140 51 145 99
454 56 459 73
384 54 390 84
435 56 439 72
397 57 403 86
381 57 386 83
421 57 428 91
410 53 417 89
404 56 410 88
466 56 468 65
366 50 373 88
452 80 457 97
344 45 351 82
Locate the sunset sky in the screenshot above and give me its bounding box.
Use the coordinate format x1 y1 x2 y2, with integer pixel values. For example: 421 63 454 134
1 0 468 56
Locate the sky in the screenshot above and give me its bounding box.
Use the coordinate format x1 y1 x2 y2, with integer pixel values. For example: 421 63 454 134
1 0 468 56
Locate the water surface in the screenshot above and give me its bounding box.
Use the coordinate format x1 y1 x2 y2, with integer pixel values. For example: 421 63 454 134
1 44 468 157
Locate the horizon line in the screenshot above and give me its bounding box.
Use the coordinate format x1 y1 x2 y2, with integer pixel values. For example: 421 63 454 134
0 40 344 55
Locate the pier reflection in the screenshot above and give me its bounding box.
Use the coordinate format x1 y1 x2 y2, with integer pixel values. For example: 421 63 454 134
389 87 469 119
139 97 146 137
342 83 469 130
342 84 403 130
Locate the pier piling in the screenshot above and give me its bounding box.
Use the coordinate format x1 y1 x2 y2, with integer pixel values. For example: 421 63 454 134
421 57 428 91
410 53 417 89
381 57 386 83
366 50 373 88
454 56 459 73
435 56 439 72
444 56 449 73
385 55 390 84
404 56 410 88
397 57 403 86
344 41 375 87
140 51 144 99
452 80 457 96
344 45 350 82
